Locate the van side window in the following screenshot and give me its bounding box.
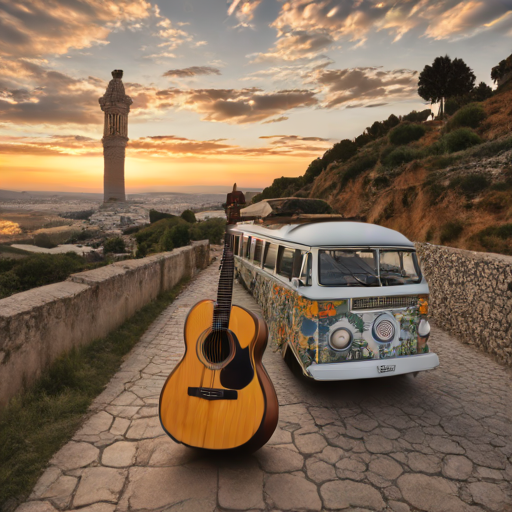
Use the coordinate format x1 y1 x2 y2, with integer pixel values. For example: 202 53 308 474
253 239 264 266
263 243 278 272
292 249 303 278
277 246 294 280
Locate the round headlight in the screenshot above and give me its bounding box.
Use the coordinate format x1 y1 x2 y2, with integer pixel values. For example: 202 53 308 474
329 328 353 351
372 315 396 343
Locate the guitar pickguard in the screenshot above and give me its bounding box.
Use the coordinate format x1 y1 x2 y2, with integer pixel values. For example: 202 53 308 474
220 331 254 390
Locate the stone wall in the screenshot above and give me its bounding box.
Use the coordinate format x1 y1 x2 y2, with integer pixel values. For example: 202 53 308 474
416 243 512 366
0 241 209 408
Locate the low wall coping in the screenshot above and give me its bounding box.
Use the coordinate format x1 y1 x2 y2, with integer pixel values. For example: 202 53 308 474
416 242 512 265
0 281 90 317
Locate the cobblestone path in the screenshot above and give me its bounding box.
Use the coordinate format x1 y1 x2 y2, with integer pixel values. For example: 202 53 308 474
19 255 512 512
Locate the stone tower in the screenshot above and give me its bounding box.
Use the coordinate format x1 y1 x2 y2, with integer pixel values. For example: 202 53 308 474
99 70 132 202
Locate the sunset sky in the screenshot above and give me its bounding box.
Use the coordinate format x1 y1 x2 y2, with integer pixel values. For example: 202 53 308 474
1 0 511 193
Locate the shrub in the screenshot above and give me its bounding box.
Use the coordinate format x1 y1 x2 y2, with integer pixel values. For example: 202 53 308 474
425 227 435 242
149 209 176 223
159 227 174 251
402 109 431 123
383 147 421 167
0 253 105 299
190 218 226 245
445 98 461 116
34 233 57 249
180 209 196 223
440 221 464 244
402 187 417 207
372 176 390 189
340 153 379 188
475 224 512 255
447 103 486 131
478 191 511 212
253 176 303 202
389 123 426 145
103 237 126 254
425 182 447 206
443 128 482 153
449 173 490 197
467 137 512 158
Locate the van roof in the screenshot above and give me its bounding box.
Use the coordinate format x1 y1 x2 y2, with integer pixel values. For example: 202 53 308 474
230 221 415 248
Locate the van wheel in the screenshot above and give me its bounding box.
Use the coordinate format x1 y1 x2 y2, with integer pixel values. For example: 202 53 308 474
284 348 313 381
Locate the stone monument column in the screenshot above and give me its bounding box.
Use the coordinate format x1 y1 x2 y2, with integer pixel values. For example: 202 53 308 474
99 70 133 202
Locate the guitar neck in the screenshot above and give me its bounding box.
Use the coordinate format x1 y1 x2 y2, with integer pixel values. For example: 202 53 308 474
214 233 234 330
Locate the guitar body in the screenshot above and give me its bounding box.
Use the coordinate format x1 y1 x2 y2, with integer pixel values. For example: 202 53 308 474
159 299 279 451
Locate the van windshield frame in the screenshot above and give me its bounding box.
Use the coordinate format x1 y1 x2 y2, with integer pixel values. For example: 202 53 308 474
318 247 421 287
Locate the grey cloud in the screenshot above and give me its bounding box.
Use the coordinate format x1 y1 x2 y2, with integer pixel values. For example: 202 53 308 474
314 67 418 109
163 66 221 77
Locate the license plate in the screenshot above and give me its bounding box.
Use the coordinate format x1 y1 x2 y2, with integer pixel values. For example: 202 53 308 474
377 365 396 374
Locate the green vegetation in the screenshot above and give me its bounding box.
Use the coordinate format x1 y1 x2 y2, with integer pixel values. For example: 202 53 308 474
388 123 426 145
253 176 304 203
383 146 421 166
446 103 486 131
466 137 512 158
474 224 512 255
33 232 57 249
0 279 188 509
440 220 465 244
443 128 482 153
149 209 176 223
0 253 106 300
340 153 379 188
180 209 197 223
449 173 490 198
103 236 126 254
491 52 512 85
418 55 476 116
135 216 225 255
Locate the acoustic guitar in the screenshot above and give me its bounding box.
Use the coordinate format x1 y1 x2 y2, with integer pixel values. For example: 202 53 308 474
159 211 278 451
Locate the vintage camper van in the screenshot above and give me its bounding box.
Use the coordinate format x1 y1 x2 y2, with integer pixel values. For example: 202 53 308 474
229 220 439 380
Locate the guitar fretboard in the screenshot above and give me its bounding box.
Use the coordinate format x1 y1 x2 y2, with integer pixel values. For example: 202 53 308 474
213 233 234 330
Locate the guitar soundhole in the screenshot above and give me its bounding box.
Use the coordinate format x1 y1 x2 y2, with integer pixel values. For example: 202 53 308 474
202 329 232 365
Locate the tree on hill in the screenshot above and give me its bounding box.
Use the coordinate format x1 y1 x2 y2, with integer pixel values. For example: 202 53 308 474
180 209 197 223
418 55 476 117
491 53 512 85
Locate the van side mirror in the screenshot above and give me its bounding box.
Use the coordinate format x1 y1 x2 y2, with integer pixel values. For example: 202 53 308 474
291 277 303 288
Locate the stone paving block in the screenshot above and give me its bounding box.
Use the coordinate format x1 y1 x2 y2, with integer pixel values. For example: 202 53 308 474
218 459 264 509
265 473 321 511
397 474 470 512
320 480 386 510
49 442 99 471
255 445 304 473
102 441 137 467
120 467 217 510
73 467 126 507
39 475 77 509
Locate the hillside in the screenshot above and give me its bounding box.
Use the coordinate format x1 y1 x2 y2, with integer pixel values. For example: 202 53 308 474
254 82 512 256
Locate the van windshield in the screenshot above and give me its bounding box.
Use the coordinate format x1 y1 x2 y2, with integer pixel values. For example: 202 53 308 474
379 250 420 285
319 250 380 286
319 249 421 287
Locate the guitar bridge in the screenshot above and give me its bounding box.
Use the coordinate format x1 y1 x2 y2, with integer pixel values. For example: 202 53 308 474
188 387 238 401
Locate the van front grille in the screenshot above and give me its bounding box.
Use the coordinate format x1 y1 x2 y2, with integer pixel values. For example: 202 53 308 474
352 296 418 310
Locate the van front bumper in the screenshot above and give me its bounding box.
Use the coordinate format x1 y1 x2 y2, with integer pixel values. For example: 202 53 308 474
306 353 439 381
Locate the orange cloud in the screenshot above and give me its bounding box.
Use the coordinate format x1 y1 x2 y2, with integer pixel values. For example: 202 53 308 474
0 132 332 160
